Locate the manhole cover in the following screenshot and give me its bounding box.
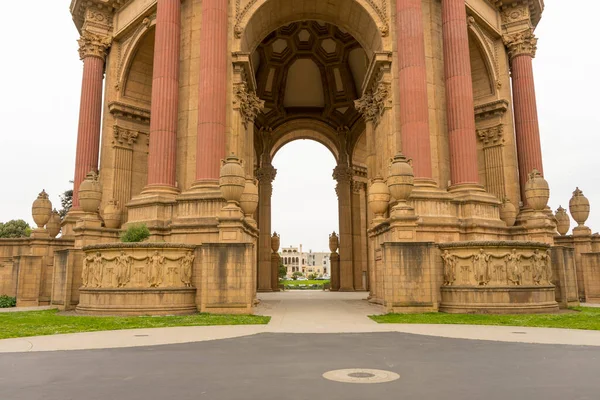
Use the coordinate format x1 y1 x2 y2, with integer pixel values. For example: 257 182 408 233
348 372 376 378
323 369 400 384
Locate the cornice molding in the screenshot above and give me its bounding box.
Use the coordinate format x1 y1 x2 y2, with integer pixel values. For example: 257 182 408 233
109 101 151 124
474 99 509 121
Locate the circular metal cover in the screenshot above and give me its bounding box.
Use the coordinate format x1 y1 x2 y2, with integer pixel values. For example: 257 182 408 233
322 368 400 384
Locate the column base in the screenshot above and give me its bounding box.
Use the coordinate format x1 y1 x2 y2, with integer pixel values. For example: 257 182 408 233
126 188 178 234
515 208 557 244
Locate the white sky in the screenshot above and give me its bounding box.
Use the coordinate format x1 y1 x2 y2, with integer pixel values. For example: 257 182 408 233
0 1 597 251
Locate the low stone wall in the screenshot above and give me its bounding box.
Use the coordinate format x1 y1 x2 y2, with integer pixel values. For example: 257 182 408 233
582 253 600 303
77 243 198 315
438 241 559 314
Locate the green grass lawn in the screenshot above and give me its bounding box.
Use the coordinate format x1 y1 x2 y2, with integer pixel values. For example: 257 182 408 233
370 307 600 331
283 280 330 286
0 310 270 340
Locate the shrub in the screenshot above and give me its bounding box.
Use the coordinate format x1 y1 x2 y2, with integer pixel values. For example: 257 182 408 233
0 295 16 308
120 224 150 243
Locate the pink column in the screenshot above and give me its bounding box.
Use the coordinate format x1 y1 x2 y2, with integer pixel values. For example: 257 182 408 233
73 36 109 209
512 53 544 201
196 0 228 182
441 0 479 187
396 0 432 179
147 0 181 190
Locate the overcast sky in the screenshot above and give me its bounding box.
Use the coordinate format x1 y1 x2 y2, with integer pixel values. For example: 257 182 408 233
0 1 597 252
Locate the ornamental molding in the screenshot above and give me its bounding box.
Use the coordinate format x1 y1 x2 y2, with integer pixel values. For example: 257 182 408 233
477 125 504 148
354 81 390 127
116 14 157 93
494 0 544 27
474 99 509 121
233 0 389 39
113 126 139 149
78 30 112 61
70 0 126 32
333 165 354 184
467 16 500 90
233 82 265 128
108 101 151 125
503 28 537 60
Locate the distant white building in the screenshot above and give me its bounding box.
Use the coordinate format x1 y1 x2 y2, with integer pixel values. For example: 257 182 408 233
280 245 330 278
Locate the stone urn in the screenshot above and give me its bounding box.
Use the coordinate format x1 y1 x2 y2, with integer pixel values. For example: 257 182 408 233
46 209 62 238
79 171 102 213
329 232 339 253
271 232 280 253
103 200 122 229
499 198 517 227
569 187 590 227
555 206 570 235
240 178 259 218
219 155 246 205
387 152 414 202
32 190 52 229
524 169 549 211
368 177 390 221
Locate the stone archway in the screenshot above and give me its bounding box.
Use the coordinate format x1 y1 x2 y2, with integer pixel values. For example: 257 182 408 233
235 1 388 295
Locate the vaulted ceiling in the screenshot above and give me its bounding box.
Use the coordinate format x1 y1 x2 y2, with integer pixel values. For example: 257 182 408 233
252 21 368 132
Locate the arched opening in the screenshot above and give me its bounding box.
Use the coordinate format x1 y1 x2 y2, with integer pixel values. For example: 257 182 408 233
272 140 338 282
251 18 375 295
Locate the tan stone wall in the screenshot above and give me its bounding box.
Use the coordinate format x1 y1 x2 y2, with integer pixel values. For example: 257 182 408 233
582 253 600 303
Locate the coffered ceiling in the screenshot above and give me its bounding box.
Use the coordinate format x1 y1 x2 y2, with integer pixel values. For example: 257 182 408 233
253 21 368 132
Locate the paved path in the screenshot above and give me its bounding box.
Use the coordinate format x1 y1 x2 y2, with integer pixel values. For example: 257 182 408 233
0 305 57 313
1 291 600 352
2 332 599 400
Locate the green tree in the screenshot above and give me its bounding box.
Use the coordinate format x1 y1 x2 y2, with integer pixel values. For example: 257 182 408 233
278 263 287 281
308 273 317 280
292 271 303 281
0 220 32 238
58 184 73 219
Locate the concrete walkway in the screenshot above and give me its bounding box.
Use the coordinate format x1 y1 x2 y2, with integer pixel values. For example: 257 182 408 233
0 305 57 313
1 291 600 352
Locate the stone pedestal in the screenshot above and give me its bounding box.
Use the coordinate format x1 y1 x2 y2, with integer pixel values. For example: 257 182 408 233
271 253 281 292
381 242 438 313
330 252 340 292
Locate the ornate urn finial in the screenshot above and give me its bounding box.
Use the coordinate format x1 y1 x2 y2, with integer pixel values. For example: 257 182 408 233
32 190 52 229
329 232 339 254
569 187 590 227
555 206 570 236
524 169 549 211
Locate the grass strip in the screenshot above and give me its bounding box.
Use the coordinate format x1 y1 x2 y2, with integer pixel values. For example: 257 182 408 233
0 309 270 340
370 306 600 331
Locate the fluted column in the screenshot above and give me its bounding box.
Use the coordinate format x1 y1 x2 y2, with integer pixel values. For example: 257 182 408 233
334 165 354 291
442 0 480 187
396 0 433 179
73 32 111 208
196 0 228 183
504 29 543 203
256 165 277 291
146 0 181 192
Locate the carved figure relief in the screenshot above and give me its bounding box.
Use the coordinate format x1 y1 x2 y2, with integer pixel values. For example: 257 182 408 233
473 249 491 286
81 249 196 289
440 247 553 288
147 251 165 288
115 252 132 288
441 250 457 286
506 249 522 286
180 251 195 287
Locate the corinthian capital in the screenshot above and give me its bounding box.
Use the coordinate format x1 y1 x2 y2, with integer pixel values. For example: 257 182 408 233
256 165 277 184
503 29 537 60
78 31 112 61
234 82 265 128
